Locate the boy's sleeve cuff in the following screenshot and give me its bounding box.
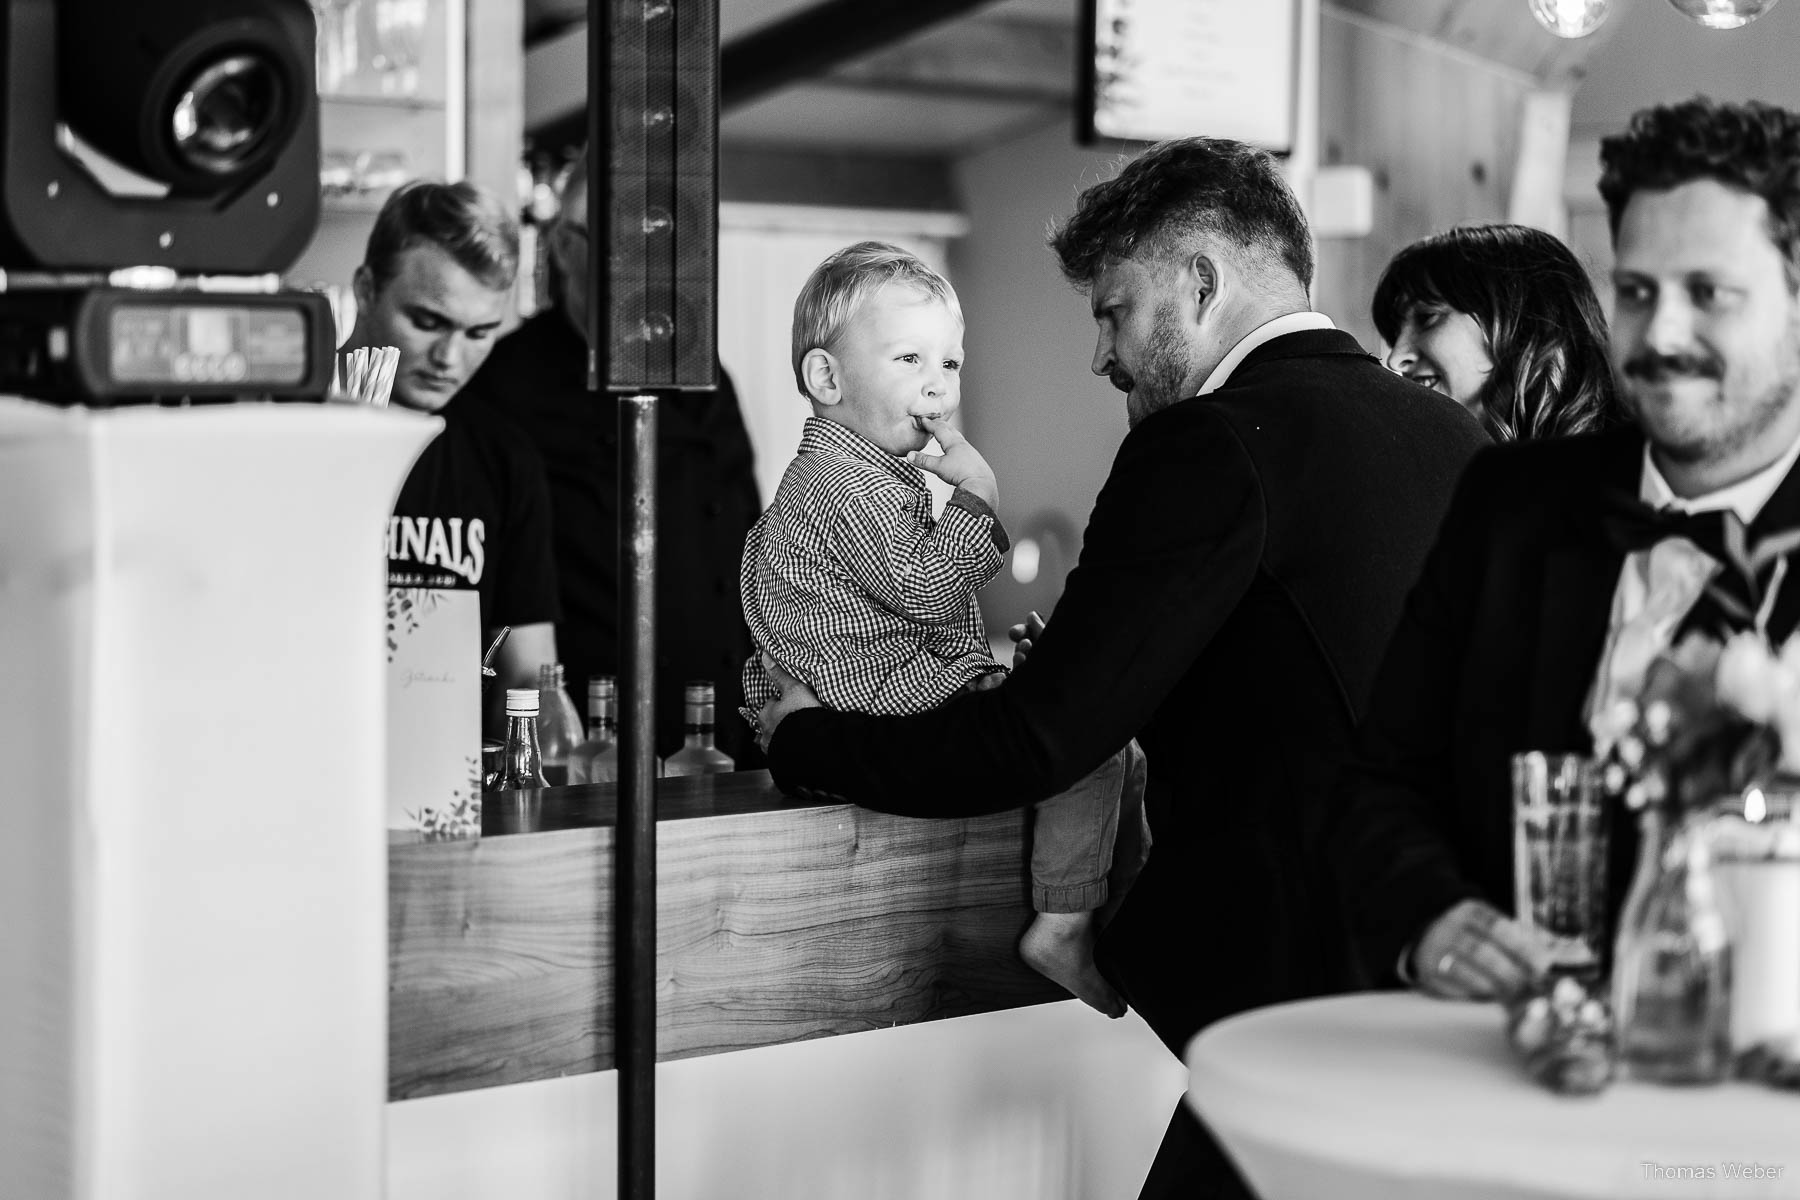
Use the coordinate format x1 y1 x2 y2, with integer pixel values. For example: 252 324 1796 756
947 488 1010 553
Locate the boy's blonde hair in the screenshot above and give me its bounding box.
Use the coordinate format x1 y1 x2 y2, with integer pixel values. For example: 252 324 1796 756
790 241 963 400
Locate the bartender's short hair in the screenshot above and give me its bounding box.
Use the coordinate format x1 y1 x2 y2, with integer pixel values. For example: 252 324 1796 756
1600 96 1800 286
791 241 963 400
362 180 520 294
1051 135 1313 292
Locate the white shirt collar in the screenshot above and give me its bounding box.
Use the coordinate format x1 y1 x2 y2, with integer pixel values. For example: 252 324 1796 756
1640 428 1800 523
1196 311 1336 397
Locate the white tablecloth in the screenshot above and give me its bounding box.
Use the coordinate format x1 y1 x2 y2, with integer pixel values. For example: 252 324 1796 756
1185 993 1800 1200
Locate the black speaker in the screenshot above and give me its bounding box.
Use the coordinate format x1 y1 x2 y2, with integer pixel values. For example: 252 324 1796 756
595 0 717 393
0 0 319 274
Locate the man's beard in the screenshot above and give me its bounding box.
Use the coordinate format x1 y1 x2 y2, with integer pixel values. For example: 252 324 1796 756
1122 301 1197 428
1624 333 1800 467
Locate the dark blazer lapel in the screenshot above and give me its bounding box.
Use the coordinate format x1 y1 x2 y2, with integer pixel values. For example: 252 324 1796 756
1526 548 1624 750
1750 452 1800 642
1522 432 1644 750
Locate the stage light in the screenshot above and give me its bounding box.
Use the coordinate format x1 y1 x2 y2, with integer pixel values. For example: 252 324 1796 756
1529 0 1611 37
1666 0 1781 28
0 0 331 403
0 0 319 273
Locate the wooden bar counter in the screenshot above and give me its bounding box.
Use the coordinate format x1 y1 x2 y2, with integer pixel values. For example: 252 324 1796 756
387 771 1062 1100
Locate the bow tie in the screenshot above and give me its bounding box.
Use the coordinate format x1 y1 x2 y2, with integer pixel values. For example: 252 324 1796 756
1597 493 1742 564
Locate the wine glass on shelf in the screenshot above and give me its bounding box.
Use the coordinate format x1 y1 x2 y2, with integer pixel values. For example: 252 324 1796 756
309 0 362 96
371 0 427 98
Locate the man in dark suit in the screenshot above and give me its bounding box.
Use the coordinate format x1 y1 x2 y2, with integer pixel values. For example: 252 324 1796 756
752 137 1489 1198
1333 97 1800 1003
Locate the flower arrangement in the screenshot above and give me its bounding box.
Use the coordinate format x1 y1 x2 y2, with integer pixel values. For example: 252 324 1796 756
1592 517 1800 813
1592 630 1800 815
1506 514 1800 1095
1580 519 1800 1093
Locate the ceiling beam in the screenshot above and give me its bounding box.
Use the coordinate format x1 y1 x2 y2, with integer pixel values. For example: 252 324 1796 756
524 0 584 45
826 17 1074 104
528 1 1047 142
721 0 1003 111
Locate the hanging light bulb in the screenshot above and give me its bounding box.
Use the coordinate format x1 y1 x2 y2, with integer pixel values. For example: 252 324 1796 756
1666 0 1781 29
1529 0 1611 37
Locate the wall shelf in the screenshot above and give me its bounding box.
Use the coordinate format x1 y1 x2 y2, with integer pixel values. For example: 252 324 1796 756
320 93 450 114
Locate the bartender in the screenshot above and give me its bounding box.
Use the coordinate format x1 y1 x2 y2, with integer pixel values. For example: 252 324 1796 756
341 180 562 730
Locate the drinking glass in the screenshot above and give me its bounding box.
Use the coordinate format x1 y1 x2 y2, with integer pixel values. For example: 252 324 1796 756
1513 751 1610 978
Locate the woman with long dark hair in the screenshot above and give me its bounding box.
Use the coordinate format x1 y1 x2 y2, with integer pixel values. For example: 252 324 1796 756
1371 223 1620 441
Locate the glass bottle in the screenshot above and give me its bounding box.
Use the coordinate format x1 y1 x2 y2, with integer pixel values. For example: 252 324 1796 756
662 680 736 777
1611 807 1734 1084
535 662 582 786
568 674 618 785
494 688 549 791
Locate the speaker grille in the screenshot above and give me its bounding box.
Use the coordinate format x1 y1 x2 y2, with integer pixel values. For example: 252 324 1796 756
600 0 717 392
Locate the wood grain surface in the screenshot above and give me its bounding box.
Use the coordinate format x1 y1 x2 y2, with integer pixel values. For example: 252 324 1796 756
388 772 1064 1099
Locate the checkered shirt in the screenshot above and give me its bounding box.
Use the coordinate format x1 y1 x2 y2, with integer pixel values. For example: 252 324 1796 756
741 416 1009 723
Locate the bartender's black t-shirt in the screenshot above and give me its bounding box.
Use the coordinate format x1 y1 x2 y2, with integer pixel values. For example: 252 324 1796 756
388 393 561 635
461 309 763 765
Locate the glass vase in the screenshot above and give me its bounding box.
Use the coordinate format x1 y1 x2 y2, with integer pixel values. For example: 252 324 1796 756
1611 807 1734 1084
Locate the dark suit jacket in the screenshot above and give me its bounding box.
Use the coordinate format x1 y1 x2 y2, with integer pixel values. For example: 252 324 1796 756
766 328 1489 1054
1333 428 1800 985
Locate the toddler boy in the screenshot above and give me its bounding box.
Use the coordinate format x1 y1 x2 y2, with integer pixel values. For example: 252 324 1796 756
740 241 1146 1016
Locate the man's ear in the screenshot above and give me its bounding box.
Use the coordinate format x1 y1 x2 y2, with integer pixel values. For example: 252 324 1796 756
352 263 376 318
801 347 841 406
1187 250 1222 325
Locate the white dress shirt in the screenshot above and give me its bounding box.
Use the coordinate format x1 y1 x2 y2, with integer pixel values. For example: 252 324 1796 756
1584 431 1800 748
1197 311 1337 396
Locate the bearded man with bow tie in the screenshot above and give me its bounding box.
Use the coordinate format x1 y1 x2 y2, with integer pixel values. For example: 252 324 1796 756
1333 96 1800 1000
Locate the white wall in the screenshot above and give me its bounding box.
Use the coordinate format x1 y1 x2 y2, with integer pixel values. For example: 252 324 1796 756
948 118 1131 632
388 1002 1188 1200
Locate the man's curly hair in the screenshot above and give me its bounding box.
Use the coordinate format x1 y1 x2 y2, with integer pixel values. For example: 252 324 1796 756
1599 96 1800 284
1049 137 1313 291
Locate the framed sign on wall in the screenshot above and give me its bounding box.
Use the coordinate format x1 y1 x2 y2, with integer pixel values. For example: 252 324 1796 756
1079 0 1303 155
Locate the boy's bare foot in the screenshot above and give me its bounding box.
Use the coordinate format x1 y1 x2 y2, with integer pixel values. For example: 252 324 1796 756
1020 910 1126 1019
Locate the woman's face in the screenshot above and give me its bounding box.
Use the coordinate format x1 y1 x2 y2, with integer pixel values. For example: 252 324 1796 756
1384 303 1494 412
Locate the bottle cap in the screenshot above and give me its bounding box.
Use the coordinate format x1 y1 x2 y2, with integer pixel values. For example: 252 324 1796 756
588 674 616 697
506 688 540 715
684 680 715 703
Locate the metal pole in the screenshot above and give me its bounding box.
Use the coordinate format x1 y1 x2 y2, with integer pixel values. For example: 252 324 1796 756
590 4 654 1193
585 0 606 394
618 394 658 1199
